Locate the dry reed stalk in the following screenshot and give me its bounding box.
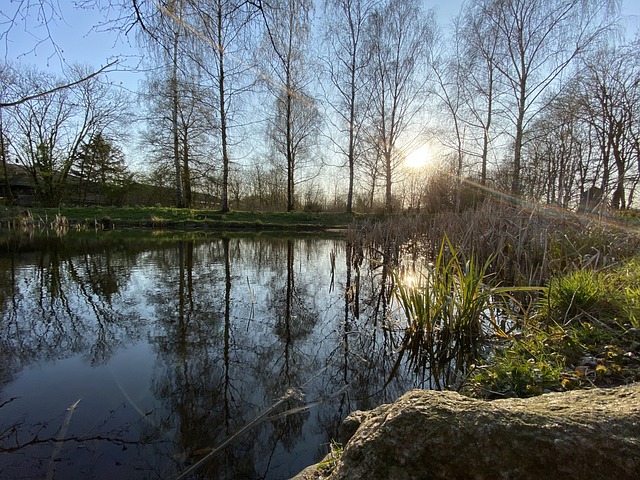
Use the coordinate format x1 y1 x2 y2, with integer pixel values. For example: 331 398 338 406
349 199 640 288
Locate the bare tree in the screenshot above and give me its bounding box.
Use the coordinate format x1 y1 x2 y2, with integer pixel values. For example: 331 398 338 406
474 0 620 197
521 88 583 206
7 65 128 206
0 64 16 205
455 3 504 187
578 44 640 209
243 156 287 210
193 0 257 212
322 0 376 213
1 1 120 108
429 24 469 212
133 0 198 208
260 0 316 211
138 69 214 208
267 88 321 208
363 0 435 212
358 136 383 210
169 1 186 207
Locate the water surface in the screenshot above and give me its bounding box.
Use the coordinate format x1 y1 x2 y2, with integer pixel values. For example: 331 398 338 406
0 232 411 480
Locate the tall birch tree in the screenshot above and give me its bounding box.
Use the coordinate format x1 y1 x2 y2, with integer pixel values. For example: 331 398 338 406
364 0 435 212
260 0 316 212
474 0 620 197
323 0 376 213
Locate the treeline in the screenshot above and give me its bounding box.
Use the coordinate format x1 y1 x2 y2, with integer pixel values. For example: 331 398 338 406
1 0 638 213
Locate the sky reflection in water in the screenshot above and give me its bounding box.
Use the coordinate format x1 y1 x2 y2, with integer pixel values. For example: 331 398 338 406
0 232 412 480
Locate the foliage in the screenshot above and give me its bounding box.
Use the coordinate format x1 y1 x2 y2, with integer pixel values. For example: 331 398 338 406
467 326 569 397
343 201 640 396
71 133 133 205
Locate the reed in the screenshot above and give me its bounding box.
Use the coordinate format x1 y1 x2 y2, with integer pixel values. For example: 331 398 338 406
345 200 640 394
50 213 68 235
390 236 541 390
348 199 640 287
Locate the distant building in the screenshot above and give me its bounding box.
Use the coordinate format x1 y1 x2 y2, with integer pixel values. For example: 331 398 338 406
0 164 36 206
578 186 603 213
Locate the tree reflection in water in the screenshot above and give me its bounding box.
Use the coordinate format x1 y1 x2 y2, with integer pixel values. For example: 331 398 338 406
0 232 413 479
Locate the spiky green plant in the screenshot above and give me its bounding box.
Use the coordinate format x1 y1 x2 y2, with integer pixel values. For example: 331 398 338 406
317 440 344 476
391 236 542 390
540 263 640 328
543 269 603 323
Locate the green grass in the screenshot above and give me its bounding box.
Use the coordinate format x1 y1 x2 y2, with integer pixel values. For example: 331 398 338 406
316 440 344 476
466 257 640 398
540 260 640 329
11 206 367 231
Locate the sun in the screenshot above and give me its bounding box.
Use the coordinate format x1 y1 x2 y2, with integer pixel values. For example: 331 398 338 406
405 144 433 169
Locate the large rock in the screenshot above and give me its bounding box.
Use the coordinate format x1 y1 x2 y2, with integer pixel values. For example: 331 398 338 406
294 384 640 480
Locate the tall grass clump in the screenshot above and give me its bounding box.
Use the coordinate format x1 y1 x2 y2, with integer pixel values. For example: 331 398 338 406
541 264 640 328
391 236 541 390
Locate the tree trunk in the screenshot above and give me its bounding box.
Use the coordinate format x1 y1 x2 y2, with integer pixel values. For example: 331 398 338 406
218 1 230 213
384 149 392 212
182 125 191 208
286 77 295 212
346 49 357 214
0 111 15 206
511 86 526 199
347 96 355 213
481 66 493 187
171 19 184 209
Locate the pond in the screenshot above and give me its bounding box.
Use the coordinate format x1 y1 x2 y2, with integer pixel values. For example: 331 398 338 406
0 231 416 480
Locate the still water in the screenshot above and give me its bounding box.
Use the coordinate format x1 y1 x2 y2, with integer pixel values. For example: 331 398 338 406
0 232 413 480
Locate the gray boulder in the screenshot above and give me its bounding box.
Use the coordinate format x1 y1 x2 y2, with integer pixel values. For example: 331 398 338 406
294 384 640 480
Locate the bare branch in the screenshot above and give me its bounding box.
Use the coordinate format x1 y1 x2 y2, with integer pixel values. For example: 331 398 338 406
0 61 118 108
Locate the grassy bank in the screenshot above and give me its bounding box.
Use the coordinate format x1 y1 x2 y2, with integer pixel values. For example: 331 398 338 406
342 201 640 397
464 258 640 398
1 206 367 231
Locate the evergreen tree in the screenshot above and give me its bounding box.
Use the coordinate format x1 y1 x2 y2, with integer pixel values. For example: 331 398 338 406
73 133 131 204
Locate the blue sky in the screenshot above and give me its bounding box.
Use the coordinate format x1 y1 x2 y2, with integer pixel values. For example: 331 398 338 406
2 1 142 90
3 0 639 92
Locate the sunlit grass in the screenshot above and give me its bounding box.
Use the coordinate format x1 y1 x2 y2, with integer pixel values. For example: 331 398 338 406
541 263 640 328
467 257 640 397
13 206 366 230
